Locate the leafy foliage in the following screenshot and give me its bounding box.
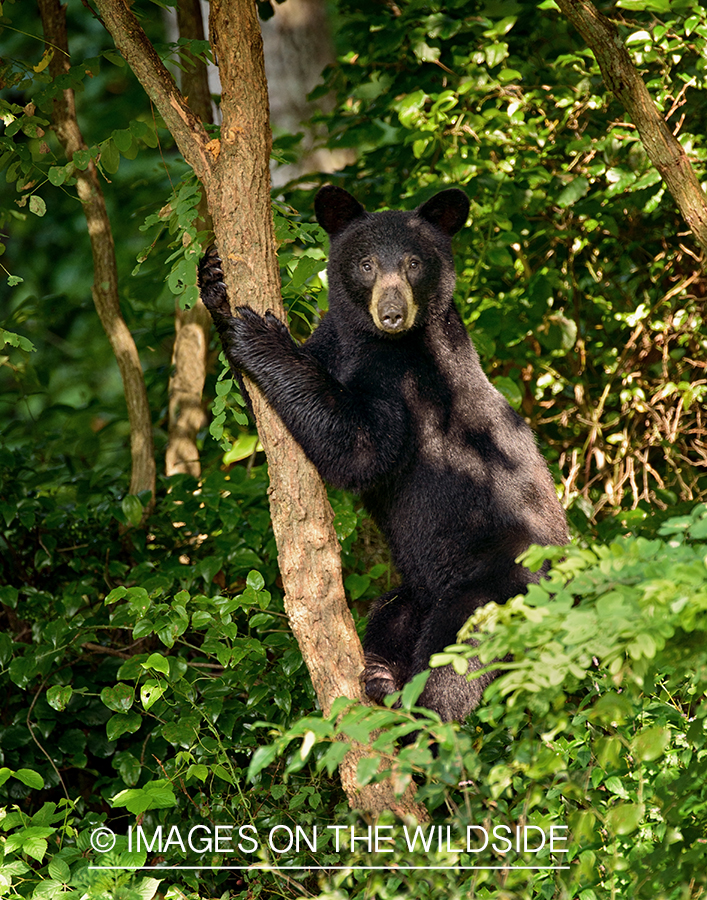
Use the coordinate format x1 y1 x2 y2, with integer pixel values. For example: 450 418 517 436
250 505 707 899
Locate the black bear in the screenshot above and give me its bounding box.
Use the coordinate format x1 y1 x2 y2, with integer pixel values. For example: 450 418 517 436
198 186 568 722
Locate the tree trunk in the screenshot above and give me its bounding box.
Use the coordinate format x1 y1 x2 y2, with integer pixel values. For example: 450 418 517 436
556 0 707 255
37 0 156 503
91 0 426 819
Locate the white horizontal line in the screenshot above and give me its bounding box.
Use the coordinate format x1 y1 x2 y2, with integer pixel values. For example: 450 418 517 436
89 865 570 871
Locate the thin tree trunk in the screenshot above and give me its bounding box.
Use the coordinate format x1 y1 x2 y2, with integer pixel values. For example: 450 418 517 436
165 0 213 478
556 0 707 255
37 0 156 503
166 306 210 477
92 0 425 818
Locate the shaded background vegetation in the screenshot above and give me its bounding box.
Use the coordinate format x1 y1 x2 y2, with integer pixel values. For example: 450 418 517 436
1 0 707 898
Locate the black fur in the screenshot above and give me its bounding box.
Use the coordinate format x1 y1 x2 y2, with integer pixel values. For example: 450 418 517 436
199 186 568 722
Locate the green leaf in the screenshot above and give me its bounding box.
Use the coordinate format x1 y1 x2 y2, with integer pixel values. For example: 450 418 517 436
142 653 170 676
106 711 142 741
589 692 634 725
133 618 155 639
356 755 381 787
161 722 196 748
47 858 71 882
493 376 523 410
618 0 670 10
632 725 670 762
212 764 234 784
112 781 177 814
688 517 707 540
401 670 430 709
484 42 509 67
14 769 44 790
121 494 143 527
126 587 151 616
46 685 73 711
72 149 91 170
222 433 260 463
7 657 34 689
105 585 128 604
246 570 265 592
0 331 33 354
47 166 67 186
100 139 120 174
167 257 193 295
0 585 18 608
247 744 279 780
100 683 135 713
215 377 233 396
192 610 214 628
557 176 589 208
135 877 162 900
333 510 358 542
140 680 165 711
605 803 644 836
114 751 141 786
5 825 54 858
29 195 46 217
318 741 350 776
413 42 440 63
112 128 133 152
538 314 578 354
344 573 370 600
5 825 56 862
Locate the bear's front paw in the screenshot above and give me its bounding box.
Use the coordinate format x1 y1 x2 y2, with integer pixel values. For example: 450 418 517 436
198 246 231 322
264 310 292 340
230 306 272 342
232 307 290 343
222 306 292 373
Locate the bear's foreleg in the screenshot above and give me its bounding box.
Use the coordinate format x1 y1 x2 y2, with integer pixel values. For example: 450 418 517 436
198 250 408 492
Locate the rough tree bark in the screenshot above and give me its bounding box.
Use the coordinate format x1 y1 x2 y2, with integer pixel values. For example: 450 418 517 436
37 0 156 501
165 0 213 479
91 0 425 819
556 0 707 255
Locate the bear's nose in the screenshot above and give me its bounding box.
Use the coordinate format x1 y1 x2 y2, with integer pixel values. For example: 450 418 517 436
381 309 403 329
377 292 409 333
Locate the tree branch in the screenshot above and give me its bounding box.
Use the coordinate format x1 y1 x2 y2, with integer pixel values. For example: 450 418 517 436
555 0 707 254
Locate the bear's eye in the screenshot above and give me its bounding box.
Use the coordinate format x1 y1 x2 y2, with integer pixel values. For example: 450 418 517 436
360 260 373 273
408 258 421 270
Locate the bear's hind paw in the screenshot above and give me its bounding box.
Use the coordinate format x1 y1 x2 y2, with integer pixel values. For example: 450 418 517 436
361 661 400 705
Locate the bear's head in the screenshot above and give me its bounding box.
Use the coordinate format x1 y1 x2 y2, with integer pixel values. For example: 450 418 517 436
315 186 469 337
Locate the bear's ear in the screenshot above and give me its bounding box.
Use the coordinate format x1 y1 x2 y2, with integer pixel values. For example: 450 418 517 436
315 185 366 237
417 188 469 236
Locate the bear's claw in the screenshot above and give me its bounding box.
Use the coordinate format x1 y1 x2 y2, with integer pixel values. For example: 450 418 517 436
198 245 231 321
